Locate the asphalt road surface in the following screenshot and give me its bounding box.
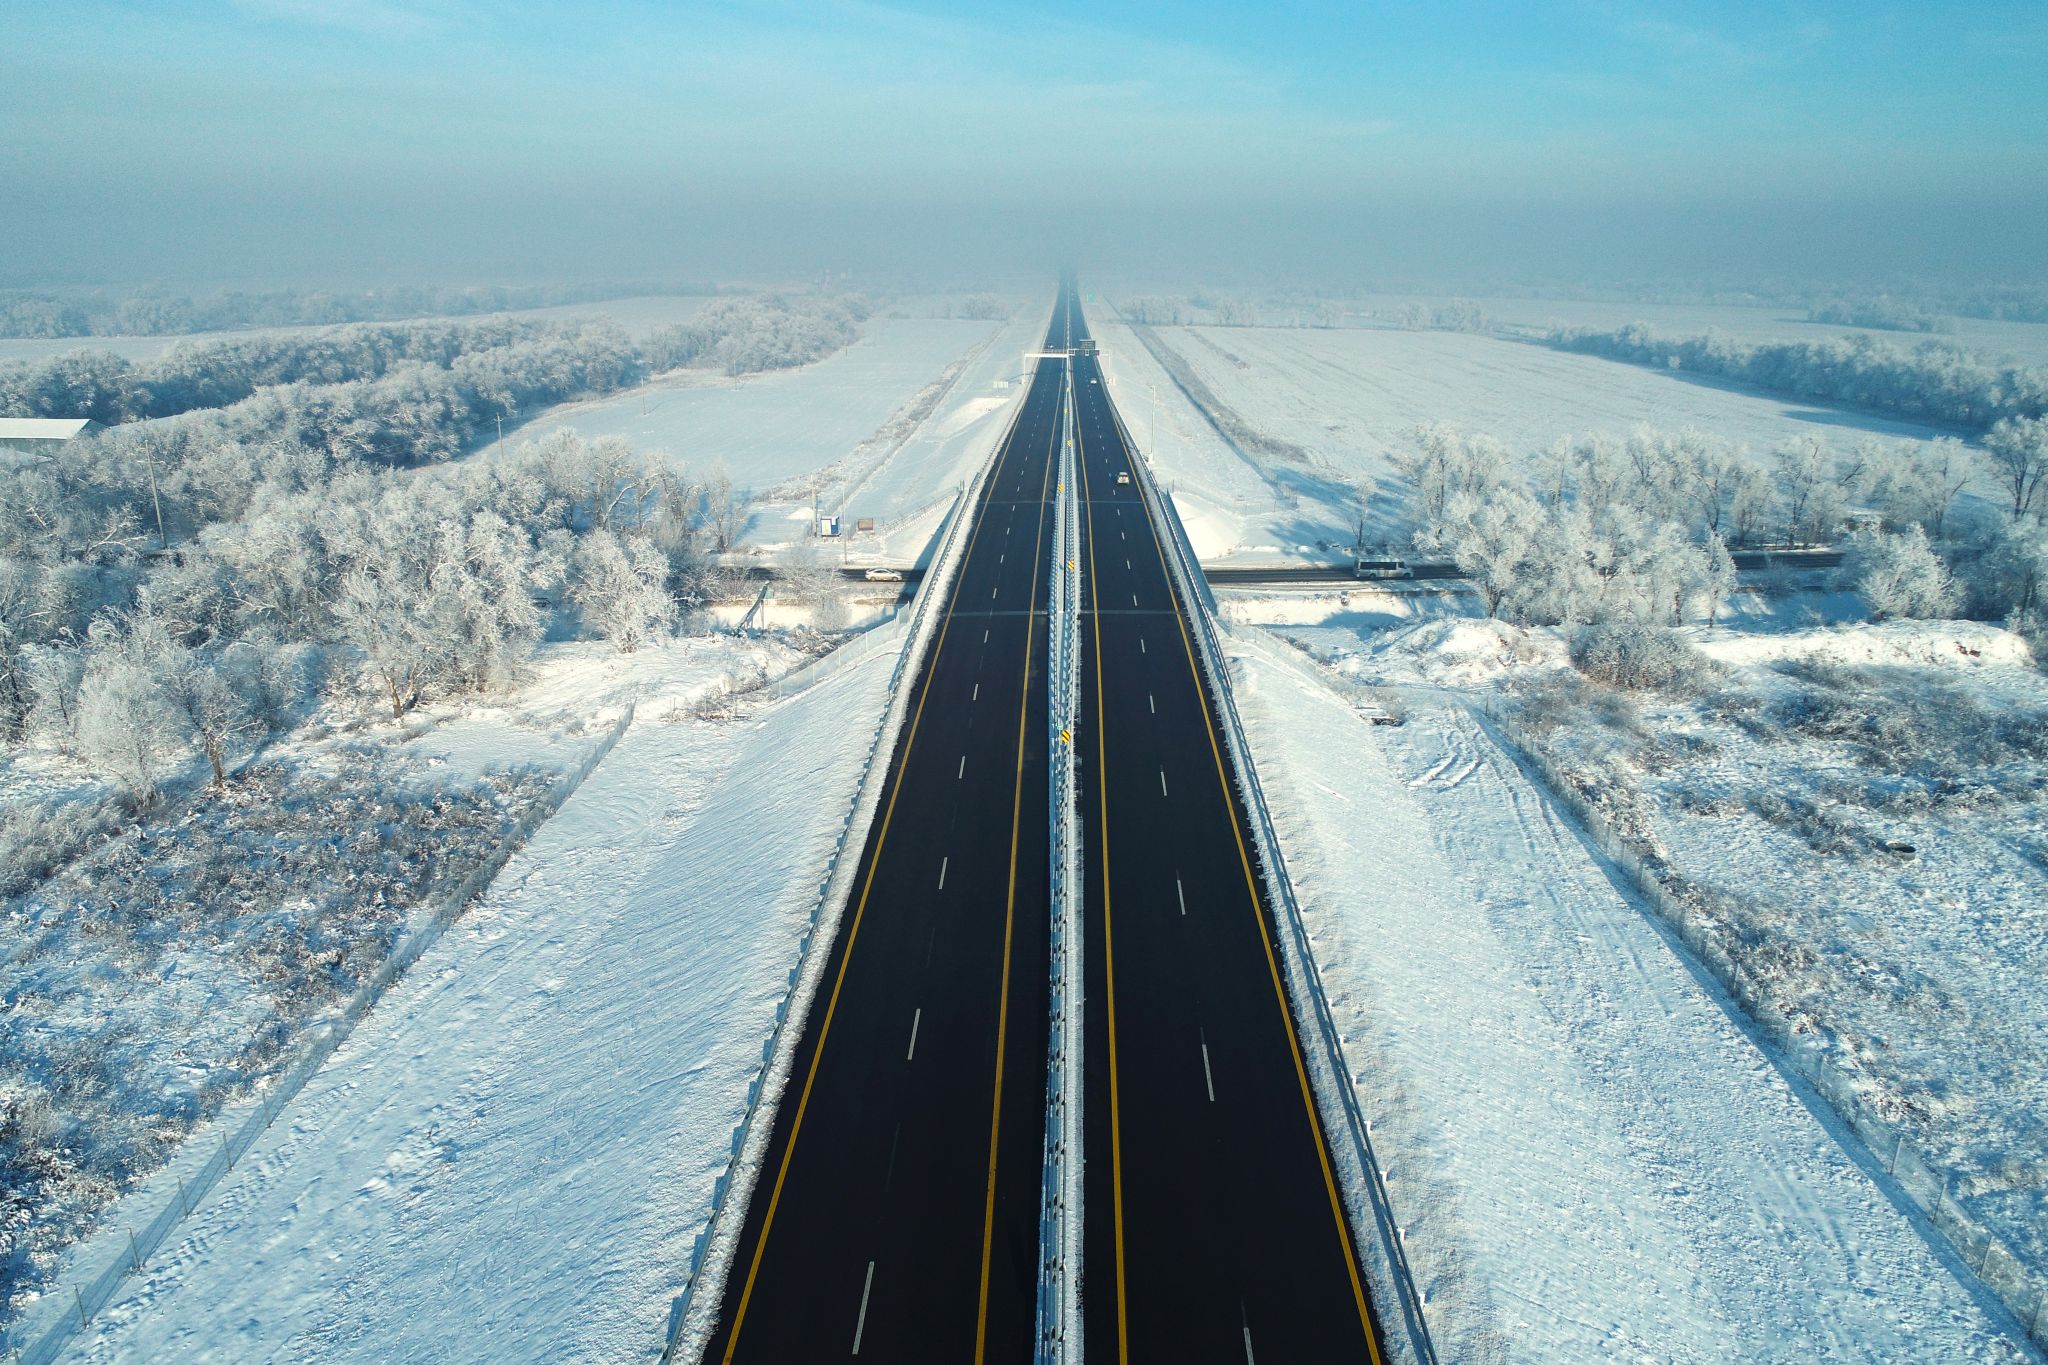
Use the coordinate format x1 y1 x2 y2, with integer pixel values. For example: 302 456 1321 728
1069 312 1387 1362
700 297 1072 1364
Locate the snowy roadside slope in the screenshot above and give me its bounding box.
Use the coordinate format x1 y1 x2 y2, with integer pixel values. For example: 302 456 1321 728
1227 629 2031 1362
63 648 897 1363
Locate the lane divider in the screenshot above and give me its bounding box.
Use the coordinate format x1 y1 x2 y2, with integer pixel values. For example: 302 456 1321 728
1034 351 1085 1365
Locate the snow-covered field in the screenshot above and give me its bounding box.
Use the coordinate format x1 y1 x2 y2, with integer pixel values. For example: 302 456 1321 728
1226 619 2036 1360
19 626 896 1362
1092 315 1966 564
497 310 1035 556
1367 295 2048 366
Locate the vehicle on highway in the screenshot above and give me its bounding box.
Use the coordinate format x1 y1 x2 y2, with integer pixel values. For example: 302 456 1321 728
1116 471 1131 484
1353 555 1411 580
864 567 904 582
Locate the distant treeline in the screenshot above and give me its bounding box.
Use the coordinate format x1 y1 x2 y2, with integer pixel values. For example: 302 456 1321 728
0 293 869 436
1806 296 1952 334
1543 323 2048 433
0 280 719 340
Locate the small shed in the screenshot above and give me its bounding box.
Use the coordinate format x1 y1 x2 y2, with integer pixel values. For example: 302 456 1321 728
0 417 103 458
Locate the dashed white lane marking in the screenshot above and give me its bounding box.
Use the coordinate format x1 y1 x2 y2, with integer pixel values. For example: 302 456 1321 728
1200 1029 1216 1102
992 586 998 600
938 856 949 890
1176 877 1186 916
958 755 966 780
984 629 990 643
907 1008 922 1061
852 1260 876 1354
1139 638 1146 654
972 682 979 701
1148 694 1155 713
1132 594 1139 606
1160 769 1169 797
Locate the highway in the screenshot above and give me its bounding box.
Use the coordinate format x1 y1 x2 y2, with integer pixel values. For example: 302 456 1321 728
699 297 1071 1363
1069 308 1387 1361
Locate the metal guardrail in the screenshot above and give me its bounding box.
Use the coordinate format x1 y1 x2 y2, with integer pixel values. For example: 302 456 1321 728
1108 401 1439 1364
659 376 1034 1364
14 705 636 1365
1034 360 1084 1365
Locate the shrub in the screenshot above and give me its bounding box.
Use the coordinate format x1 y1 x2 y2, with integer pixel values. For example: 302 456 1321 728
1570 623 1719 693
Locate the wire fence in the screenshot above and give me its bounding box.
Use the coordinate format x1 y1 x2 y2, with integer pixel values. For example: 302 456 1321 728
12 705 636 1365
1472 700 2048 1350
1111 401 1439 1365
1034 361 1084 1365
659 379 1033 1364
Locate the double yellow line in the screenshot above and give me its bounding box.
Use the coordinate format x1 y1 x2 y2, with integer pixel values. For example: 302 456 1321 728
1081 361 1384 1364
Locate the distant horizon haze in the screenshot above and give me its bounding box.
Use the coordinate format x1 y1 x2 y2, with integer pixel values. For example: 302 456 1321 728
5 1 2045 292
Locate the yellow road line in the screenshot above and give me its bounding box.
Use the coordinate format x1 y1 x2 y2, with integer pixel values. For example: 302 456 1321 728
973 357 1063 1361
720 352 1051 1364
1117 386 1384 1364
1075 375 1132 1365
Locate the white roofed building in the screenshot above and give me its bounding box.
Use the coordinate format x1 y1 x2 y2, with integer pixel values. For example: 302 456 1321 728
0 417 102 457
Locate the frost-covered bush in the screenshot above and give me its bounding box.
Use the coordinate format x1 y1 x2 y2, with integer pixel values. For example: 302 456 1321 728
1769 659 2048 775
1569 623 1719 693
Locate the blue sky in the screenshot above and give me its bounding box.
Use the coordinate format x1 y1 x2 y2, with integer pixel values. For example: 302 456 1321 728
5 0 2046 285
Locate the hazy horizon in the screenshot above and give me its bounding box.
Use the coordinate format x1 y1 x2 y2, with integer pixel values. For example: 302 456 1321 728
7 1 2048 292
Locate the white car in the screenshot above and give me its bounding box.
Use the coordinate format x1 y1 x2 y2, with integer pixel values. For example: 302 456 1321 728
864 567 904 582
1116 471 1131 485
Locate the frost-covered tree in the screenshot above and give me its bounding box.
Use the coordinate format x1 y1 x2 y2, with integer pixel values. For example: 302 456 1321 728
703 464 745 553
169 651 259 786
334 556 442 719
1842 525 1958 621
74 634 187 800
1984 416 2048 519
571 530 674 653
1703 532 1737 628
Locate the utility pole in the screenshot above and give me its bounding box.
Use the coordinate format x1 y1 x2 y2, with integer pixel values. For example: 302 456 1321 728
143 437 167 551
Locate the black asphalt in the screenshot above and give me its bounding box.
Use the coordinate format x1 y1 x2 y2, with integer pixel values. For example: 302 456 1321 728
1070 313 1387 1362
700 299 1072 1364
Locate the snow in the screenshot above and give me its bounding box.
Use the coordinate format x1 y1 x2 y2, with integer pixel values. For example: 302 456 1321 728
1089 315 1971 565
28 629 901 1363
499 317 998 493
1225 626 2034 1361
497 311 1034 557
